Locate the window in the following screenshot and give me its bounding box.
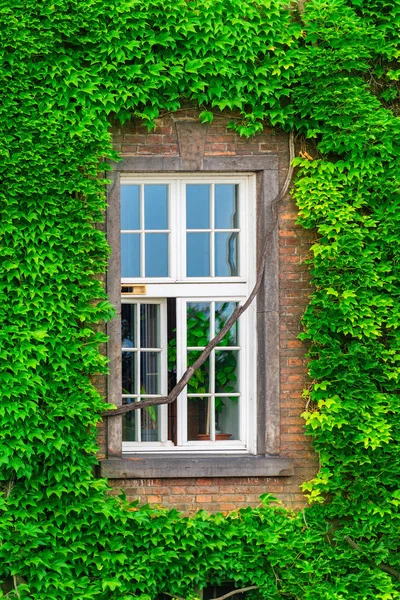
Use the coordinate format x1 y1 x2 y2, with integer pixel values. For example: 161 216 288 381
120 175 256 453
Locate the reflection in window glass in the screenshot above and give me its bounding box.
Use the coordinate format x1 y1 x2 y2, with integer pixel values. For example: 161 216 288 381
187 397 209 440
215 184 238 229
122 304 136 348
186 184 210 229
140 352 161 395
121 185 140 230
215 232 238 276
187 352 210 394
144 185 168 229
122 351 136 395
140 304 160 348
215 350 239 393
216 397 239 440
123 407 137 442
145 233 168 277
187 232 210 277
141 405 161 441
121 233 140 277
187 302 210 346
215 302 238 346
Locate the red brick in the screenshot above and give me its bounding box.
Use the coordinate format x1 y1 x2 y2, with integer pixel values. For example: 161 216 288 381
219 503 238 512
288 340 303 348
163 495 195 504
123 134 146 144
121 144 138 153
144 134 164 144
146 495 162 504
171 486 189 495
196 495 212 503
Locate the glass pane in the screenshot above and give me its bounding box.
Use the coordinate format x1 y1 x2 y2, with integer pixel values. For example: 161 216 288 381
215 350 239 393
140 352 160 395
122 404 137 441
144 184 168 229
121 304 136 348
186 184 210 229
215 302 238 346
145 233 168 277
215 232 238 276
216 397 239 440
187 233 210 277
187 352 210 394
141 404 161 441
140 304 160 348
215 184 238 229
121 233 140 278
121 185 140 230
187 397 210 441
187 302 210 346
122 351 136 395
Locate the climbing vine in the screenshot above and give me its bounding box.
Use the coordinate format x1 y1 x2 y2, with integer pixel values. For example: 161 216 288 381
0 0 399 598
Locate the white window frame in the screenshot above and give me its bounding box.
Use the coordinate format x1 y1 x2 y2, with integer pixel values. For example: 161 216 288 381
120 174 257 454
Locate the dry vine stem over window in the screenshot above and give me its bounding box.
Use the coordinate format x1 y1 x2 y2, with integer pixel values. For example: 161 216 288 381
165 585 260 600
101 131 295 419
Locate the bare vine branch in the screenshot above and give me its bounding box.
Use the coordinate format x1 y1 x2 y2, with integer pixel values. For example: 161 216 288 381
212 585 259 600
101 131 295 418
12 576 20 600
164 586 259 600
296 0 306 15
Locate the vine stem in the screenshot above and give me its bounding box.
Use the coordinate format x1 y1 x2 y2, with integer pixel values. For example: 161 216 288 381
344 536 400 581
13 576 20 600
101 131 295 418
165 586 259 600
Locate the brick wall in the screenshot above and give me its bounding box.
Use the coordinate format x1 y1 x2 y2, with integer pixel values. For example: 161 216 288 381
98 108 318 512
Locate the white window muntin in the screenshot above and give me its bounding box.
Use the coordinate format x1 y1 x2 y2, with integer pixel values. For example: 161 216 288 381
120 174 252 285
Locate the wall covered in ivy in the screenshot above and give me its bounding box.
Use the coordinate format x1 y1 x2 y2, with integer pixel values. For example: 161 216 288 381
0 0 399 598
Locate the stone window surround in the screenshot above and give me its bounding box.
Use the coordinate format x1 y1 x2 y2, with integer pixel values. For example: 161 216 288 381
100 121 294 479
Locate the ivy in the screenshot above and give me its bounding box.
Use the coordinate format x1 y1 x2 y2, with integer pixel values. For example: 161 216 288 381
0 0 399 598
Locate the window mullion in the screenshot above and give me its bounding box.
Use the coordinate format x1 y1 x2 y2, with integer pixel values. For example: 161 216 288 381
160 300 168 443
210 183 215 277
178 180 185 281
136 302 141 442
210 300 216 441
140 184 145 277
177 298 186 445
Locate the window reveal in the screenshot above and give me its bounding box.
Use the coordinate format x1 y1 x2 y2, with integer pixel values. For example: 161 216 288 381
120 175 256 452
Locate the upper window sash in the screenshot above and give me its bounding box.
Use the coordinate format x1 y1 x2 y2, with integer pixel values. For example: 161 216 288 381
120 174 255 286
